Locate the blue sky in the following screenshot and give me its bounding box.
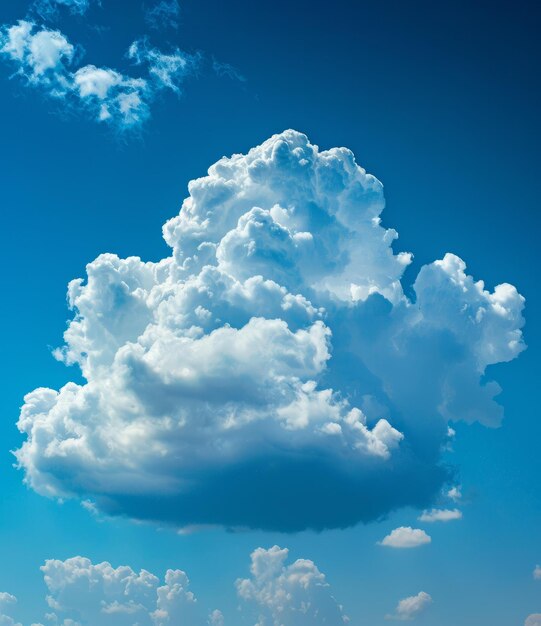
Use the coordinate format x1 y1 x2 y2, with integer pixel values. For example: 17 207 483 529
0 0 539 624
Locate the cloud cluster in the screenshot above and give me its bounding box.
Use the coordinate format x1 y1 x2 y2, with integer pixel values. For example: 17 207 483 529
236 546 348 625
386 591 432 621
0 547 348 626
0 557 211 626
16 130 526 531
0 20 198 129
379 527 431 549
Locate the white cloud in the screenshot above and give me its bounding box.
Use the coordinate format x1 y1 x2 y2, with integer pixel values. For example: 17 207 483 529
447 486 462 501
15 130 526 531
0 20 73 91
386 591 432 621
41 556 208 625
379 527 431 549
534 565 541 580
0 20 199 130
526 616 541 626
236 546 348 625
128 39 200 94
418 508 462 523
0 593 22 626
0 547 348 625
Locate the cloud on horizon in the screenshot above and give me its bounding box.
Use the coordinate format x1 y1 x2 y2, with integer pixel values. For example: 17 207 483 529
0 547 346 626
15 130 526 531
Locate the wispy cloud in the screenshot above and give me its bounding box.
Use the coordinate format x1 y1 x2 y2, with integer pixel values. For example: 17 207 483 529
0 20 200 130
418 508 462 523
32 0 94 20
145 0 181 30
212 58 246 82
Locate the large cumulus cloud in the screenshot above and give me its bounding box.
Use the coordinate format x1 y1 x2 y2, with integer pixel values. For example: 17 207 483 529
15 130 525 531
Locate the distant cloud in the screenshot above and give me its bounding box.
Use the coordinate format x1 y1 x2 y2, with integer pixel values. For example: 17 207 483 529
128 38 200 94
0 20 74 90
379 527 431 549
33 0 93 19
418 508 462 523
447 486 462 502
534 565 541 580
236 545 349 625
212 58 246 82
17 556 209 625
16 131 526 531
526 616 541 626
145 0 181 30
0 20 199 129
386 591 432 621
0 593 23 626
0 547 346 625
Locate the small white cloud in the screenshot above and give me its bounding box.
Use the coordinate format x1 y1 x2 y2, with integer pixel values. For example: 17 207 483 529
208 609 225 626
128 38 200 94
0 593 23 626
526 615 541 626
0 20 74 89
379 527 431 549
534 565 541 580
447 486 462 501
418 508 462 523
236 545 348 625
386 591 432 621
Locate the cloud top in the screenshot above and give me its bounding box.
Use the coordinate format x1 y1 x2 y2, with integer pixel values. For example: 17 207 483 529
15 130 526 531
236 545 348 625
379 527 431 549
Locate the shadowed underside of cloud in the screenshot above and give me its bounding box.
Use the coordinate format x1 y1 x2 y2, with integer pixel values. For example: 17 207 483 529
0 547 346 625
15 130 526 531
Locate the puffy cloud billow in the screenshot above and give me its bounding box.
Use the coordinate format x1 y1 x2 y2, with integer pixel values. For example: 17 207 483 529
15 130 526 531
236 546 348 625
385 591 432 621
0 20 199 129
0 547 346 625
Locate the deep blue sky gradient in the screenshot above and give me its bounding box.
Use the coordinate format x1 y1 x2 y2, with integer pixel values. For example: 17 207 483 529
0 1 539 623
